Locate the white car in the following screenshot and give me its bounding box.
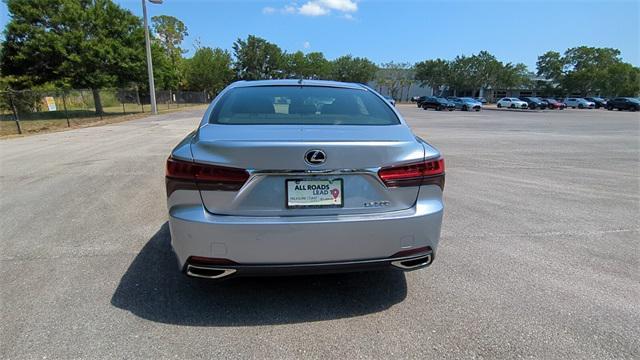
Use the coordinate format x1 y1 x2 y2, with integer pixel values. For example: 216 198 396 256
496 97 528 109
563 98 595 109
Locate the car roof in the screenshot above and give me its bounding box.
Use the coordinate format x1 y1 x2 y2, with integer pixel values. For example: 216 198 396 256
227 79 368 90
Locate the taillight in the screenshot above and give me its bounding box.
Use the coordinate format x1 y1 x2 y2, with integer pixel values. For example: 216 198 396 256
166 157 249 195
378 157 445 189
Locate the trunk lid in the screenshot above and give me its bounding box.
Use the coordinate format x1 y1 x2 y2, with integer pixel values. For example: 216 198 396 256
191 124 426 216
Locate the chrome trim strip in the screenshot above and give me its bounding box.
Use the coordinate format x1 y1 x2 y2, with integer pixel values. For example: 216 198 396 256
186 265 237 279
390 254 432 270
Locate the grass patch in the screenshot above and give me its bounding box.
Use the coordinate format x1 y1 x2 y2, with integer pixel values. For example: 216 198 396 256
1 104 207 137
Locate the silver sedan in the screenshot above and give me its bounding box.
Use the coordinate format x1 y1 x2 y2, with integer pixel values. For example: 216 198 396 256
166 80 445 279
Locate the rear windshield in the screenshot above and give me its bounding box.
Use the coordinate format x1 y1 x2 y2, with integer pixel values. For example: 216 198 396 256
209 86 400 125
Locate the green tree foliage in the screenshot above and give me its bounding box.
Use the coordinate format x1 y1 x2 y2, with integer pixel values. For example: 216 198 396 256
282 51 331 79
151 15 188 89
536 46 639 96
0 0 146 114
416 53 531 95
232 35 284 80
376 62 413 100
183 47 234 97
414 59 450 94
330 55 378 83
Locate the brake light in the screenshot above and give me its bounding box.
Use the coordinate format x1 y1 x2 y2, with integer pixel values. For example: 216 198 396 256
166 157 249 195
378 157 445 189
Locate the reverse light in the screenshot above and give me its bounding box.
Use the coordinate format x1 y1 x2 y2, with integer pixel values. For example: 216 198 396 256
378 157 445 189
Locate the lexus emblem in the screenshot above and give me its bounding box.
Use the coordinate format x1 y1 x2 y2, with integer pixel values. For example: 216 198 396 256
304 149 326 165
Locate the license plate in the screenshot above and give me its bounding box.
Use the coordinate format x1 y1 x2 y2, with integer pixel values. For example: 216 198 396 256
286 179 343 208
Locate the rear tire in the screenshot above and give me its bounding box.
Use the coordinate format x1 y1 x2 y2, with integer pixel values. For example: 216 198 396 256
436 105 442 111
578 103 584 109
607 106 613 111
510 104 516 109
497 103 502 108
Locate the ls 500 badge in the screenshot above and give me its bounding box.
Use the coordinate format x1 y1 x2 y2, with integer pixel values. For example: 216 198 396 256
364 201 391 208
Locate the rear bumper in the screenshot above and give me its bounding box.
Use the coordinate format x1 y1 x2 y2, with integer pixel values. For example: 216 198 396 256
185 251 434 280
168 187 443 272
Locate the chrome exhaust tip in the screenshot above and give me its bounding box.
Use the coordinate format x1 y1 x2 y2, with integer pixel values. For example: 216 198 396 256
186 265 237 279
391 254 432 270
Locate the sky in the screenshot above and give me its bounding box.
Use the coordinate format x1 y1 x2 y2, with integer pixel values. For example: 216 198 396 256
1 0 639 71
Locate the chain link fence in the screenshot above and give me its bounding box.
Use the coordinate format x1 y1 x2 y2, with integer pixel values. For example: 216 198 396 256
0 88 210 136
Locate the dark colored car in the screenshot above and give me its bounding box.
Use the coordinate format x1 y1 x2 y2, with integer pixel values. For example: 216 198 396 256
544 98 566 110
421 96 456 111
519 97 548 110
606 97 640 111
410 96 421 103
416 96 428 107
585 97 607 109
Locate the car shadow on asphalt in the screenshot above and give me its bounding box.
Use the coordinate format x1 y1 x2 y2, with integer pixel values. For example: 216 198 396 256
110 222 408 326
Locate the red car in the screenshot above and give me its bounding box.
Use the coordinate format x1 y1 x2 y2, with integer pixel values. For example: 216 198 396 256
544 98 566 110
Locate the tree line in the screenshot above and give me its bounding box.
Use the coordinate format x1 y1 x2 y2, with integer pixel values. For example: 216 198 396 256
1 0 638 115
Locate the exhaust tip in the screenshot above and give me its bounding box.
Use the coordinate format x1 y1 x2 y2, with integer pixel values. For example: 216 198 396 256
391 254 432 270
186 265 237 279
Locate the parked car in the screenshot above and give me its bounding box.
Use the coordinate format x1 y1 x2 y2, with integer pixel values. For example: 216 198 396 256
449 97 482 111
166 79 445 279
519 97 548 110
544 98 566 110
384 96 396 106
475 97 488 104
416 96 428 107
421 96 456 111
606 97 640 111
564 98 595 109
410 96 421 103
585 97 607 109
496 97 528 109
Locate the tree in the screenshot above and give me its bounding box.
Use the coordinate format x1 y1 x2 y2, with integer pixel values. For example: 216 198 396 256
414 59 450 95
468 51 502 95
376 62 412 100
329 55 377 83
232 35 284 80
0 0 146 114
536 46 637 96
151 15 188 89
183 47 233 97
305 52 331 79
496 62 530 89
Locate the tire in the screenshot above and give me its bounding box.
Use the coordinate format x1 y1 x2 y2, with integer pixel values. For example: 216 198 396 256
607 106 613 111
436 105 442 111
578 103 584 109
462 105 468 111
632 107 638 112
510 104 516 109
497 103 502 108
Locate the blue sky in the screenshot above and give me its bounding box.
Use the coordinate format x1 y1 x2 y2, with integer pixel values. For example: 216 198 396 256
1 0 639 71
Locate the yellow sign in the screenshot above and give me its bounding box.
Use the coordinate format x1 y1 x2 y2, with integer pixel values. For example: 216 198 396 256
44 96 57 111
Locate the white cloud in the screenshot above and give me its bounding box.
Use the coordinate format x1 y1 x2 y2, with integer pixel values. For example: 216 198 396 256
318 0 357 12
303 41 311 49
263 0 358 17
299 2 329 16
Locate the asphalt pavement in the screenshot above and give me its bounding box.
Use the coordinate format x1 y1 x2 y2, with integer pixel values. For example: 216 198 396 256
1 105 638 359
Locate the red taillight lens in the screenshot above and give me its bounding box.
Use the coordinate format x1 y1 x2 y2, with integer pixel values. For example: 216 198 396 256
378 157 445 189
166 157 249 195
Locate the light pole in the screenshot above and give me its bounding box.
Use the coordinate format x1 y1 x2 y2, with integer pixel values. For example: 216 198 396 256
142 0 162 115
